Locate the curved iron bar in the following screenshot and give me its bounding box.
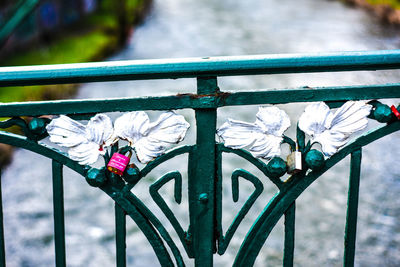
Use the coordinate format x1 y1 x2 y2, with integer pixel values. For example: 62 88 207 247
124 145 193 190
0 117 36 141
0 131 85 174
0 117 50 141
282 135 296 152
121 191 185 267
217 169 264 255
149 171 194 258
233 121 400 267
0 131 180 267
141 145 193 177
218 144 284 188
109 191 176 267
113 145 194 264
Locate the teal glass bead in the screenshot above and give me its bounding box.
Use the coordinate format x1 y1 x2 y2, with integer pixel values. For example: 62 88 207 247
85 167 107 187
373 103 394 123
266 157 287 178
124 165 141 183
305 149 325 171
28 117 47 135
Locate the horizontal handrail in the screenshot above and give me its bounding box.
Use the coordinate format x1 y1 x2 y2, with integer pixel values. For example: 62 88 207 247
1 50 400 86
1 83 399 117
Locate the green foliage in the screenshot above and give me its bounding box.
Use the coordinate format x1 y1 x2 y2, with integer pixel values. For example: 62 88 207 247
2 31 113 67
366 0 400 9
0 0 146 103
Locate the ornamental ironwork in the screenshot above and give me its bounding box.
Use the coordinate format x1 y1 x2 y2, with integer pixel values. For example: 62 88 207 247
0 51 399 267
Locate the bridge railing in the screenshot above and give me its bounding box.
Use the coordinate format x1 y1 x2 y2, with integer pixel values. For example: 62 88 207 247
0 50 399 267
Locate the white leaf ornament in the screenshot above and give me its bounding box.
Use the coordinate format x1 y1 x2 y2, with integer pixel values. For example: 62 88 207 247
298 101 372 157
46 114 113 165
217 107 290 159
113 111 190 163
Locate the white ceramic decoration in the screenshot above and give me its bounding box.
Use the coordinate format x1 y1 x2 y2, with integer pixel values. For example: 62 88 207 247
113 111 190 163
217 106 290 159
298 101 372 157
46 114 113 165
46 111 190 165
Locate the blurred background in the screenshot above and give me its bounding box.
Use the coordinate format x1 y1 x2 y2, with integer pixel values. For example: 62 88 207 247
1 0 400 266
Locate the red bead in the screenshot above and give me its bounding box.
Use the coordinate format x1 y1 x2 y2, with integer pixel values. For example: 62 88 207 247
391 105 400 120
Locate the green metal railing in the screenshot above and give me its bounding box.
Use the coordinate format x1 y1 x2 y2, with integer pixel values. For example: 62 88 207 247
0 50 399 266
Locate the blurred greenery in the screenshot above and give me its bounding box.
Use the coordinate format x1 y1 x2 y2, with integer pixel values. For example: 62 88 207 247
0 0 148 103
366 0 400 9
2 30 113 66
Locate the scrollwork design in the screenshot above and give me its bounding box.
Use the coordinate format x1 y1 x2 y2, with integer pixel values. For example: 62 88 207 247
2 100 398 266
111 190 181 267
83 146 191 267
233 120 400 267
217 169 263 255
215 144 278 255
150 171 194 258
216 100 400 261
218 144 284 188
42 108 191 266
121 191 185 267
43 111 194 264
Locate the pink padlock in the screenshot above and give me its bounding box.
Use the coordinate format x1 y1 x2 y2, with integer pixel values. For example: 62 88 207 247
107 153 130 176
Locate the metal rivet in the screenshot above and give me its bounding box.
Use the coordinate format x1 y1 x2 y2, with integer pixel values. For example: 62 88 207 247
198 193 208 203
111 192 122 199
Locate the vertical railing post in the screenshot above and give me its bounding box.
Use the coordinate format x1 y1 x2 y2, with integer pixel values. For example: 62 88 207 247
344 149 362 267
52 160 66 267
115 203 126 267
283 202 295 267
188 76 218 267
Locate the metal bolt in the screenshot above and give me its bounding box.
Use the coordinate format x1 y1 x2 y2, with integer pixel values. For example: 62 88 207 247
28 118 46 134
85 167 107 187
198 193 208 204
111 192 122 199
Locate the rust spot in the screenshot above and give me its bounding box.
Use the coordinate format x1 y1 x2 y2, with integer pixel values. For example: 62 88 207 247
176 91 231 99
216 91 231 100
176 93 194 98
176 93 213 99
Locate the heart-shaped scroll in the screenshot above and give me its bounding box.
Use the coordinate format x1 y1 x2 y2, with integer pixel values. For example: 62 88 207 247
217 168 264 254
149 171 194 257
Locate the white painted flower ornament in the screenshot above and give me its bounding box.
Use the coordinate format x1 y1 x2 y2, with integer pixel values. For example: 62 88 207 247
46 114 113 165
298 101 372 157
217 106 290 159
113 111 190 163
46 111 190 165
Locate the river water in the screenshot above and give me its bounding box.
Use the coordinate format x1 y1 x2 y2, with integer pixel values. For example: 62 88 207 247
3 0 400 266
